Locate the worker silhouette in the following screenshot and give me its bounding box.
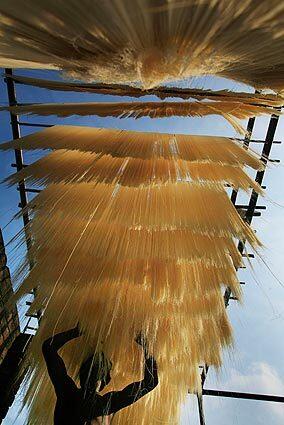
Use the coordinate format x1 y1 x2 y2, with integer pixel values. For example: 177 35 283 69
42 325 158 424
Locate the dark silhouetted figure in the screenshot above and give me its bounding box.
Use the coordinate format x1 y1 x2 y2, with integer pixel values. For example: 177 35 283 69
42 326 158 425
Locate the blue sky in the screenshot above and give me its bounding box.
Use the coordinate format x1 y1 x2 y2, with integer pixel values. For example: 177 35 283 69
0 69 283 425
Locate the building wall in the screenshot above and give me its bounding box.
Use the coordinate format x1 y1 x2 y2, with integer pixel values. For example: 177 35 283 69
0 229 20 365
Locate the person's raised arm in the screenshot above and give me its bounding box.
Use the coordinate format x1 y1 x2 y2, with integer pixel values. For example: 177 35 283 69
42 325 81 395
133 332 158 392
84 334 158 418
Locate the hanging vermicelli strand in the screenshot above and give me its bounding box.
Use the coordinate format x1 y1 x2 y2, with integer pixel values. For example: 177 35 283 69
0 1 284 91
0 122 264 424
7 181 261 241
6 74 284 106
0 100 280 134
0 126 263 169
3 150 264 192
2 101 279 119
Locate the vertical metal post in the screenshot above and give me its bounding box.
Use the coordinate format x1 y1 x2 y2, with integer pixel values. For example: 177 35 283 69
4 69 41 329
4 68 32 252
197 394 206 425
244 114 279 226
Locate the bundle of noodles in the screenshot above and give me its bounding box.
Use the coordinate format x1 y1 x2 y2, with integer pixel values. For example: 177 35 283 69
0 0 284 91
0 126 263 167
7 75 284 106
1 101 280 134
3 150 263 191
1 126 263 425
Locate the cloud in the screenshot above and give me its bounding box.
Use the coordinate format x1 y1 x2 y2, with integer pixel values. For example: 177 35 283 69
180 362 284 425
223 362 284 418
